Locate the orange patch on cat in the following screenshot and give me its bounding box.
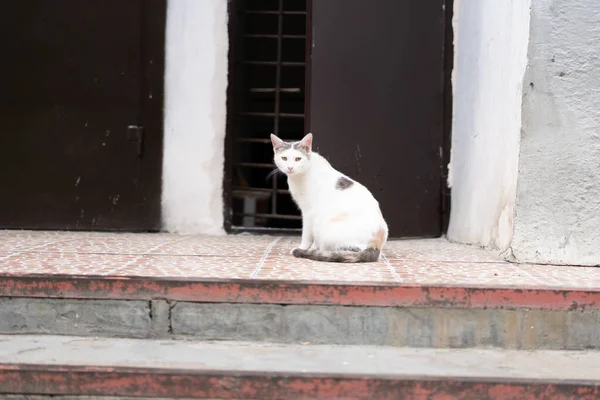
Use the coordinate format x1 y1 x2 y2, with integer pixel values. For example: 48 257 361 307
368 228 387 250
330 213 350 223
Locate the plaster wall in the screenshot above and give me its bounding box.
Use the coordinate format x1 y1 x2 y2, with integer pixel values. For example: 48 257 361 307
511 0 600 265
161 0 228 234
447 0 531 249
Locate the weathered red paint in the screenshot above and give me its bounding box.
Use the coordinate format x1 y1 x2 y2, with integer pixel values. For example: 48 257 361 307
0 274 598 310
0 364 598 399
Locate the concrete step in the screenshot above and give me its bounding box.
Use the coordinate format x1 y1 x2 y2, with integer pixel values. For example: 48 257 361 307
0 335 599 400
1 275 600 350
0 397 213 400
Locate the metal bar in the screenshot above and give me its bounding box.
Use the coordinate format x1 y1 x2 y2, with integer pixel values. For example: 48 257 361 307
236 162 274 168
235 138 272 143
241 10 306 15
243 34 306 39
240 61 306 67
236 137 298 144
231 226 301 235
238 112 305 118
233 213 302 221
304 0 313 136
272 0 284 217
236 137 302 144
250 88 301 93
233 186 290 195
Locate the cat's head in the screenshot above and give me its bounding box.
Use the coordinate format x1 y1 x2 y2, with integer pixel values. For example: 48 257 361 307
270 133 313 177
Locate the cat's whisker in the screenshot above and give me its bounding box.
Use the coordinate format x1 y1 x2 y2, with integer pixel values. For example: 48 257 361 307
266 168 281 181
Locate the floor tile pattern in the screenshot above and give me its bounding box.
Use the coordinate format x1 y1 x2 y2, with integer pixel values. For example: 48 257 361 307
1 231 599 289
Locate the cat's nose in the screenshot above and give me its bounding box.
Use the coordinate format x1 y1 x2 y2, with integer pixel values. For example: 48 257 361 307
287 166 294 171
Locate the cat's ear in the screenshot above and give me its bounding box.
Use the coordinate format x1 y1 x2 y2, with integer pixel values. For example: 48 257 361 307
270 134 286 151
296 133 313 153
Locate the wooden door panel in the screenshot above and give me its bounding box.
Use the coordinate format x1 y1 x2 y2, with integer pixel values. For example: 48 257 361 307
309 0 446 238
0 0 165 230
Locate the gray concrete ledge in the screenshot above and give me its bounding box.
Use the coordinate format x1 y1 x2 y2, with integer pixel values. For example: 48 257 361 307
0 298 598 350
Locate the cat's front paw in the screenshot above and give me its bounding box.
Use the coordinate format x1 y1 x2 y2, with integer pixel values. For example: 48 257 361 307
290 245 310 255
291 248 305 258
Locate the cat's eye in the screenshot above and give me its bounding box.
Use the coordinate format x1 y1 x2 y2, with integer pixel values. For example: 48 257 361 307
295 157 302 162
281 156 287 161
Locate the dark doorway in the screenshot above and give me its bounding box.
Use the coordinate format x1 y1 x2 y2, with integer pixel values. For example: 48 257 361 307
0 0 166 231
309 0 448 238
226 0 451 238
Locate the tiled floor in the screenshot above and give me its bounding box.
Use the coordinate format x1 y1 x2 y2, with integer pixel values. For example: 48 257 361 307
1 230 599 289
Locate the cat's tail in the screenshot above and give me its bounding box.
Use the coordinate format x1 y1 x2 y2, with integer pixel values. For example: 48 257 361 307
292 228 386 263
292 247 380 263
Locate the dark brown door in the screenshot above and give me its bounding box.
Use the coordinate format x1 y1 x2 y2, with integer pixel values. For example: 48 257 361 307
0 0 165 231
309 0 447 238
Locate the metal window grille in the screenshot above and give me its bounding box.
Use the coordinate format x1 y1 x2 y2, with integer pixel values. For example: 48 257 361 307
229 0 308 233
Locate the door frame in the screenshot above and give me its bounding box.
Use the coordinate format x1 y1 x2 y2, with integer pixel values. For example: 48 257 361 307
140 0 168 231
441 0 454 233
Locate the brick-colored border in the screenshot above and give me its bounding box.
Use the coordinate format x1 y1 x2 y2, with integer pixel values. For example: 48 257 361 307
0 364 598 400
1 274 599 310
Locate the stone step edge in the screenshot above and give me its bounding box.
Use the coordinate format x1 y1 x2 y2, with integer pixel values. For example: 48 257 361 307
1 335 600 399
1 274 599 310
1 364 598 400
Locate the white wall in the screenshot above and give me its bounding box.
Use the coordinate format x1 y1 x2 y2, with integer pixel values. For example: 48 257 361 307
161 0 228 234
511 0 600 265
447 0 531 249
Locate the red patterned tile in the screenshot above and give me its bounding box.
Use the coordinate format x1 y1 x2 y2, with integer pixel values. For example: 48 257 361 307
383 239 503 263
269 236 302 257
0 230 83 252
112 255 259 279
0 231 277 258
269 237 502 263
41 233 180 255
1 231 599 291
0 251 132 276
0 251 259 279
256 258 399 282
148 234 277 257
390 259 600 289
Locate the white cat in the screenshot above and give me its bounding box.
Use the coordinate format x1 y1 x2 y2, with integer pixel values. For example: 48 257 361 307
270 133 388 263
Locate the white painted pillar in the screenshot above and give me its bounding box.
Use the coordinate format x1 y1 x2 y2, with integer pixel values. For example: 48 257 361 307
162 0 229 234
